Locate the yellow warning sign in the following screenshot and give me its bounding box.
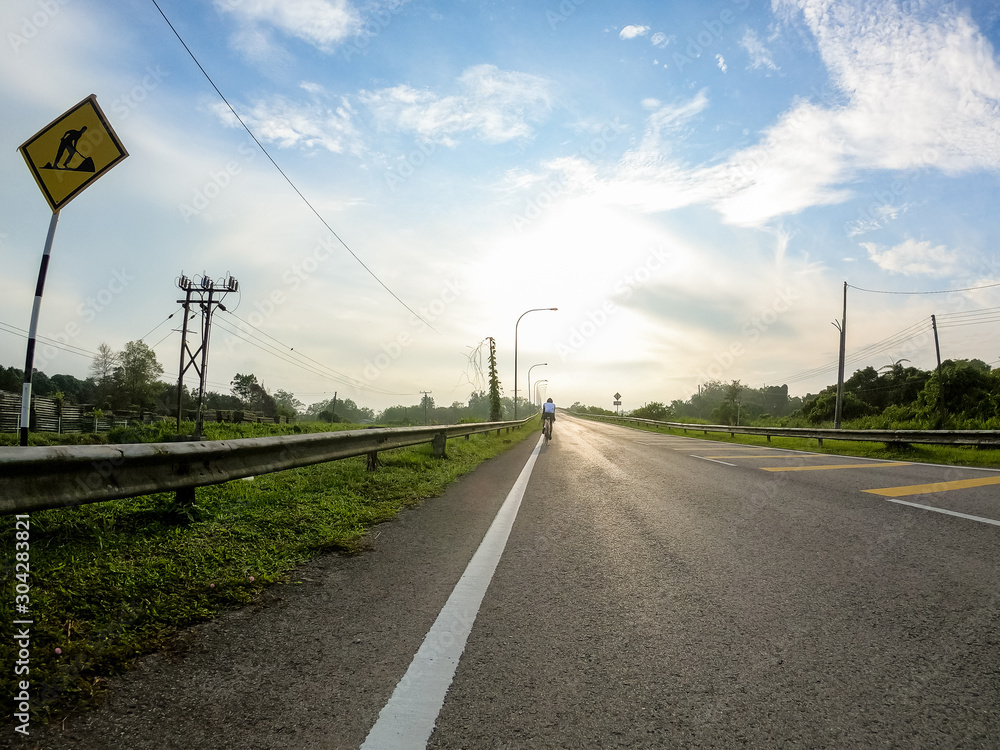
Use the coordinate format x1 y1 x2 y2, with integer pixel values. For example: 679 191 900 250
19 94 128 213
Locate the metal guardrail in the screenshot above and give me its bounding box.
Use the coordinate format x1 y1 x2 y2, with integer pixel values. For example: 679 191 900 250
573 413 1000 448
0 417 534 515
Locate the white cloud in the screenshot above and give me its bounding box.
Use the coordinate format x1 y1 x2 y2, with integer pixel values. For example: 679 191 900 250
210 64 551 154
716 54 728 73
619 25 650 40
740 29 778 70
650 31 671 48
862 239 961 276
361 65 553 145
638 90 710 150
847 203 907 237
217 0 362 50
773 0 1000 173
212 94 362 154
583 0 1000 228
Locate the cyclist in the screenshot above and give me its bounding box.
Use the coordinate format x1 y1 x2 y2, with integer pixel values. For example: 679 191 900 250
541 398 556 437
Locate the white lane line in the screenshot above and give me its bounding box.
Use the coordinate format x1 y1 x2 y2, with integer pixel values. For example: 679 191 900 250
361 434 544 750
883 498 1000 528
692 455 737 467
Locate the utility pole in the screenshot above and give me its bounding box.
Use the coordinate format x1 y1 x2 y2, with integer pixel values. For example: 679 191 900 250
833 281 847 429
176 272 238 437
931 314 944 422
420 390 432 424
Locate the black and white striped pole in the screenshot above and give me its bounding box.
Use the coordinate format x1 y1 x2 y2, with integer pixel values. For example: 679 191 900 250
16 94 129 446
19 212 60 446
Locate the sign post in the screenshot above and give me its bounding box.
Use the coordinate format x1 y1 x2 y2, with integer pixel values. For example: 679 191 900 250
17 94 128 445
614 392 622 415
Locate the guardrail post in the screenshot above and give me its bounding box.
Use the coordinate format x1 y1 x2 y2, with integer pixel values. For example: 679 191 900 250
176 486 196 504
817 438 824 447
432 432 447 458
367 451 379 471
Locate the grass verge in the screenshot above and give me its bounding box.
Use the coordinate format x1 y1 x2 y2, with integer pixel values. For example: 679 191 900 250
2 417 539 723
581 416 1000 469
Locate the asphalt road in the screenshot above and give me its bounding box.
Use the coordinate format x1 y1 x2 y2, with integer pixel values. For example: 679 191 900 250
23 414 1000 749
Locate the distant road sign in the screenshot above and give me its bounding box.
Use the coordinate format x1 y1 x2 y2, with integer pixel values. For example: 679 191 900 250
614 400 622 406
19 94 128 212
614 392 621 400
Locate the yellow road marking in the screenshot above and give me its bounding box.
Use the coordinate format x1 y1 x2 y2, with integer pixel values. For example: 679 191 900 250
674 450 760 453
762 462 911 472
703 454 827 459
864 476 1000 497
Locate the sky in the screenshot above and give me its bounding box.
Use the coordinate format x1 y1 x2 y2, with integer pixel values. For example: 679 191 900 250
2 0 1000 415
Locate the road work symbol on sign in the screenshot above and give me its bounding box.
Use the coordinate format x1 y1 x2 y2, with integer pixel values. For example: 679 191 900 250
47 126 95 172
19 94 128 212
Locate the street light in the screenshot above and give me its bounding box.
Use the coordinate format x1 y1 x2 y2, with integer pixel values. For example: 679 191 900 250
527 363 547 408
514 308 557 419
534 379 549 407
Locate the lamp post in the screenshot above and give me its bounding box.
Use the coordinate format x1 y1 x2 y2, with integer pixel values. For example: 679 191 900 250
527 363 547 408
535 379 548 407
514 307 557 419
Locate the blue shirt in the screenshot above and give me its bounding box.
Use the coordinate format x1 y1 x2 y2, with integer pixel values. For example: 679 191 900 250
543 402 555 414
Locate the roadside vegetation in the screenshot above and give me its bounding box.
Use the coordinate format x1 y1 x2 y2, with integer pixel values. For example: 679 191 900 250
572 358 1000 430
570 358 1000 468
1 332 535 430
578 416 1000 469
1 415 539 723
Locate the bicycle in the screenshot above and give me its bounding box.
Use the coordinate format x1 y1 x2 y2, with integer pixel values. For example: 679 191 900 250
542 415 553 442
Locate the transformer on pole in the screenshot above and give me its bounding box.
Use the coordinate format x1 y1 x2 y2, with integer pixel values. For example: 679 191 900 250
176 272 238 436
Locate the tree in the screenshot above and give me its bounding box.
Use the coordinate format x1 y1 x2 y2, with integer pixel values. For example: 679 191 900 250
487 337 502 421
0 366 21 393
49 373 95 404
916 359 999 425
273 389 304 420
231 373 261 407
801 389 871 424
630 401 673 421
90 342 117 382
466 391 490 420
378 405 411 424
112 341 165 410
307 396 375 423
90 342 118 407
230 373 277 417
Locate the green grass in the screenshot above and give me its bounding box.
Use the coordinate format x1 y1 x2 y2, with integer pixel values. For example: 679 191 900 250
1 416 539 722
585 416 1000 468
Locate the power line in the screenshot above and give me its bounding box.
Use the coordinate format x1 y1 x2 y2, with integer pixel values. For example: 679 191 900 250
147 328 178 351
847 281 1000 295
161 370 232 393
217 313 409 396
0 321 99 359
222 310 397 394
841 319 933 368
766 317 933 387
214 316 416 397
148 0 436 332
139 308 183 342
937 304 1000 319
937 316 1000 329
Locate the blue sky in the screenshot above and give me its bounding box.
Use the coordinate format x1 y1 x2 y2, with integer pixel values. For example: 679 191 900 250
3 0 1000 414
